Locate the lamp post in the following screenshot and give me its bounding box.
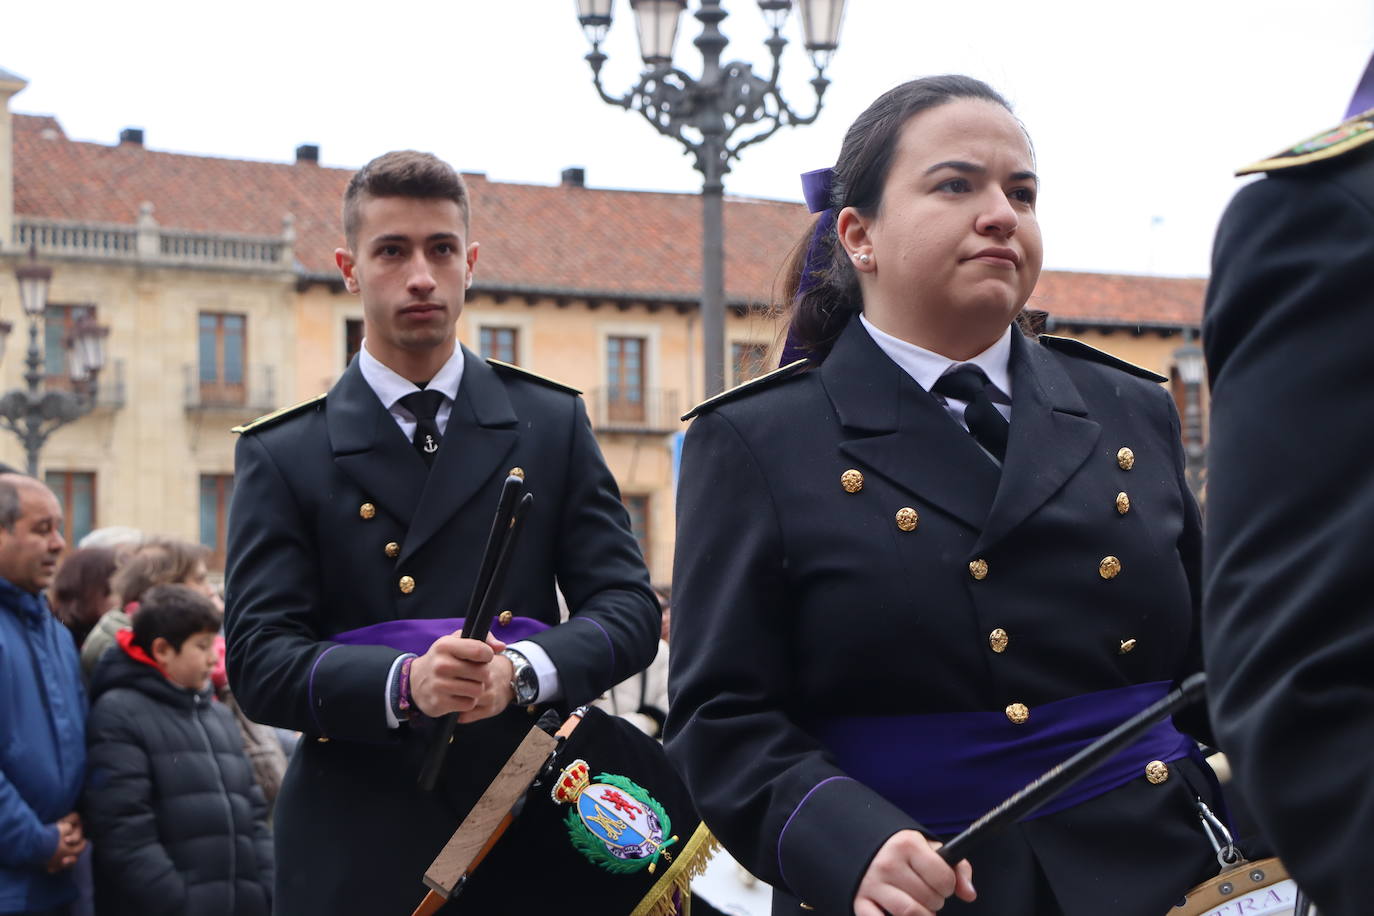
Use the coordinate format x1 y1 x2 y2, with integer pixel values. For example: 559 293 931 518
574 0 847 397
1173 333 1206 502
0 249 109 475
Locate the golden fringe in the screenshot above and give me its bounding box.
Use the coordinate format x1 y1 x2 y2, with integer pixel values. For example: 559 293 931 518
629 824 720 916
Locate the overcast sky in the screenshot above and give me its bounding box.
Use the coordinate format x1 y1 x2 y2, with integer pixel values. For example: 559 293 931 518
5 0 1372 278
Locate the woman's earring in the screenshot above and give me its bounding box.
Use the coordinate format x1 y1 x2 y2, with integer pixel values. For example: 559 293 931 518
857 253 871 264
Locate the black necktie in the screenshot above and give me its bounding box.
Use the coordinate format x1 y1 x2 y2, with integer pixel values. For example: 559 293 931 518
398 389 446 466
932 366 1010 463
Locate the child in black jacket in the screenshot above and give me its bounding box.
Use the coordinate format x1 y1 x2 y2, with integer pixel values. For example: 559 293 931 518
85 584 272 916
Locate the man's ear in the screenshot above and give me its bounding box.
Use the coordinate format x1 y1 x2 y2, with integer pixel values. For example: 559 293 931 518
464 241 480 290
335 248 360 294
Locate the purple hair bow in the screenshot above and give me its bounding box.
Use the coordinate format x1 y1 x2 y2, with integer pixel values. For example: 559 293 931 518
779 167 837 366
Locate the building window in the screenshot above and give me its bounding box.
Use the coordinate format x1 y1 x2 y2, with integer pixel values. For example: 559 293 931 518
200 474 234 568
45 471 95 547
345 318 364 368
479 326 520 365
44 304 96 388
732 342 769 387
623 494 650 564
607 336 646 423
199 313 246 406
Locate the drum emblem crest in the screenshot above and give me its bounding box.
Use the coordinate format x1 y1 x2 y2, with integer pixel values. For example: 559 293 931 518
551 758 679 874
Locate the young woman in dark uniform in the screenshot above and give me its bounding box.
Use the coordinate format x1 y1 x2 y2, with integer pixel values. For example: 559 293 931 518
667 75 1220 916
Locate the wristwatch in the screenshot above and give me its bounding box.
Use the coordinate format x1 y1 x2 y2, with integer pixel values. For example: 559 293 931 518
501 648 539 705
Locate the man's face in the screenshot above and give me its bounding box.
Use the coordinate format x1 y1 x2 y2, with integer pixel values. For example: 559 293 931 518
0 481 66 594
334 195 478 371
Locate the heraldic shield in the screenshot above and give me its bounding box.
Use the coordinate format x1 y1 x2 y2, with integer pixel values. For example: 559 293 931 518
447 706 715 916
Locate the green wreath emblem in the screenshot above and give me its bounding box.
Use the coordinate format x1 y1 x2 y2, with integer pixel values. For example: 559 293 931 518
563 772 679 874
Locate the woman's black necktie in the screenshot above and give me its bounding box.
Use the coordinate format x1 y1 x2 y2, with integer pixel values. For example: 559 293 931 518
398 389 446 466
932 366 1009 462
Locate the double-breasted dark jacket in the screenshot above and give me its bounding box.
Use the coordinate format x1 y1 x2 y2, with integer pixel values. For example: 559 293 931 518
224 348 659 915
1204 112 1374 916
667 316 1218 916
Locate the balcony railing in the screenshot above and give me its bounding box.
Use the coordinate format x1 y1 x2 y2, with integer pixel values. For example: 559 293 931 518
15 209 295 274
184 363 276 413
585 387 681 434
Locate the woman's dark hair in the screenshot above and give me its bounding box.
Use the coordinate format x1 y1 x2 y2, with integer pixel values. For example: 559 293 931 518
131 584 221 653
781 75 1021 361
51 546 117 645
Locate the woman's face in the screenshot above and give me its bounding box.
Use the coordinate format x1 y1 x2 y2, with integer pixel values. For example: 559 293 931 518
839 98 1043 358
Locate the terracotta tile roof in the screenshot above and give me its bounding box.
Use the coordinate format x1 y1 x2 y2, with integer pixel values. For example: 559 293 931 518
11 114 1202 326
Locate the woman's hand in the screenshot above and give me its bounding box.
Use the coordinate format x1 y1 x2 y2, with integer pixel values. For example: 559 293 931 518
853 830 975 916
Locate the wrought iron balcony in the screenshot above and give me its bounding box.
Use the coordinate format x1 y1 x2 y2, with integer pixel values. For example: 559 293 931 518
585 386 681 434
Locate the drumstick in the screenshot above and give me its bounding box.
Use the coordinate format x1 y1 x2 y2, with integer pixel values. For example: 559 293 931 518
418 478 530 791
938 673 1207 864
460 475 525 640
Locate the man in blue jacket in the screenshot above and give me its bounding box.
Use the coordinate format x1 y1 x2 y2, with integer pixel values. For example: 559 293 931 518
0 474 86 916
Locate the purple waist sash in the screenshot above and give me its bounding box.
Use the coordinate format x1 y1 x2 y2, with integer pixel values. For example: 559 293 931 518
812 681 1193 836
331 616 550 656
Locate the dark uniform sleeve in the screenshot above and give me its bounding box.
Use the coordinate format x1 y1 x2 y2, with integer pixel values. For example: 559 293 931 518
521 397 660 707
225 432 403 742
1203 164 1374 915
666 410 919 914
1160 383 1212 746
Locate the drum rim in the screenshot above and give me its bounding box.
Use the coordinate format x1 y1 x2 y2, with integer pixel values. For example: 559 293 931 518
1169 856 1293 916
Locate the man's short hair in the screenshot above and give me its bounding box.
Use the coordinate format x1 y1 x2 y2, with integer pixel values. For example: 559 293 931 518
0 474 41 532
131 584 221 653
342 150 470 247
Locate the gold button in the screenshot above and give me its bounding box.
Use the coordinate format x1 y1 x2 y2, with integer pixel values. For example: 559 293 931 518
1119 638 1137 655
316 736 330 743
1005 703 1030 725
1116 492 1130 515
508 467 525 479
399 575 415 595
1117 447 1135 470
359 502 376 520
498 610 513 626
989 628 1009 653
969 558 989 580
895 507 919 531
840 469 864 493
1145 760 1170 784
1099 556 1122 579
384 541 400 558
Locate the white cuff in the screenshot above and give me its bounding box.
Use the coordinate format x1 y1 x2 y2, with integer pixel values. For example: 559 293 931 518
508 639 561 703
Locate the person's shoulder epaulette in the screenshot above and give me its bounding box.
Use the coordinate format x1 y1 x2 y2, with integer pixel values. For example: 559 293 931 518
1038 336 1167 383
682 359 811 421
486 359 581 396
1237 107 1374 175
231 393 327 435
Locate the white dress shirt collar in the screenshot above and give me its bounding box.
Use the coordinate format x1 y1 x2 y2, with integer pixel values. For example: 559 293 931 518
358 341 466 411
860 313 1014 400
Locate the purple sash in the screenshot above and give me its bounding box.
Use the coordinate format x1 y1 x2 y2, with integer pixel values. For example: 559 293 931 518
812 681 1193 835
331 616 550 655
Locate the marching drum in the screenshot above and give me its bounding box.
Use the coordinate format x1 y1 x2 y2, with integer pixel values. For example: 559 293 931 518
1171 857 1299 915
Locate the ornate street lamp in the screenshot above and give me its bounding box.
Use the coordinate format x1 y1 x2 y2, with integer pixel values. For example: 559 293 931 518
574 0 848 396
0 249 109 475
1173 333 1206 502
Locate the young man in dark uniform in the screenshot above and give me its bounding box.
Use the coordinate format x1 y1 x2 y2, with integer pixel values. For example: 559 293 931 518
1203 66 1374 915
224 151 659 915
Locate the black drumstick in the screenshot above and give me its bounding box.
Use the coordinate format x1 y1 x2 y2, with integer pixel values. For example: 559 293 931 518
418 478 529 791
938 673 1206 864
459 475 525 640
461 492 533 642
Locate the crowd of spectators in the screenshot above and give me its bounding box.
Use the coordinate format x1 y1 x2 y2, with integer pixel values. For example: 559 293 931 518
0 474 283 916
